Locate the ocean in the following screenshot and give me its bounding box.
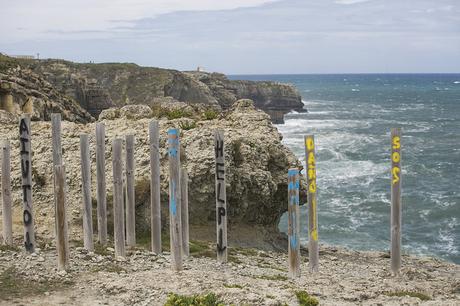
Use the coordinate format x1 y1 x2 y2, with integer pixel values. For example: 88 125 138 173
230 74 460 264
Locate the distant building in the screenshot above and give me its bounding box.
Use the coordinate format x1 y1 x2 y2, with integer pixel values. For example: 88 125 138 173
10 54 36 60
197 66 205 72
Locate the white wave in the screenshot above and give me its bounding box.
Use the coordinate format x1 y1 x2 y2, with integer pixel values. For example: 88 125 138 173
453 81 460 84
351 88 360 92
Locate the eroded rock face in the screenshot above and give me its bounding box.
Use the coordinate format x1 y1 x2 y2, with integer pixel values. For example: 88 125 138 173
10 57 303 123
0 99 305 244
0 66 93 123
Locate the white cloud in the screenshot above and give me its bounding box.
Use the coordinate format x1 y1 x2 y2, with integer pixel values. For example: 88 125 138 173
0 0 277 42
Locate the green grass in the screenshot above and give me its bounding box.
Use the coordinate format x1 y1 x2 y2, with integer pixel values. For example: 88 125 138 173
0 267 73 300
165 109 192 120
384 290 431 301
202 109 218 120
295 291 319 306
164 293 224 306
179 120 197 131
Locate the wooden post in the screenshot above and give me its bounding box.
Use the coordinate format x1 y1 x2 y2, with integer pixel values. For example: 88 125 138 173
180 167 189 257
305 135 319 272
19 114 35 252
168 128 182 270
214 130 227 263
125 134 136 247
51 113 62 166
288 169 301 278
112 138 125 258
1 140 13 245
95 123 107 245
149 121 161 254
54 165 69 270
51 113 62 249
80 134 94 251
391 128 402 275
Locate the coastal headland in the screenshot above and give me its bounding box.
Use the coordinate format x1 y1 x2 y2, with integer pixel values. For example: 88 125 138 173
0 55 459 305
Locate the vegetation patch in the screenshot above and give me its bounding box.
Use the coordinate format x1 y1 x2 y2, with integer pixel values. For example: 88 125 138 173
223 283 244 289
202 109 218 120
164 292 224 306
295 290 319 306
384 290 431 301
179 120 197 131
0 244 20 252
0 267 72 300
90 263 126 274
256 274 288 282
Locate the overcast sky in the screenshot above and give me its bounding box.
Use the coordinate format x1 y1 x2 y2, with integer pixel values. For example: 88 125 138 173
1 0 459 74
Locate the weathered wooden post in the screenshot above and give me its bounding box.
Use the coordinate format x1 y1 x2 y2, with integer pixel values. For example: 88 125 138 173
149 121 162 254
180 167 189 257
214 130 227 263
125 134 136 247
54 165 69 270
95 122 107 245
1 140 13 245
80 134 94 252
51 113 62 166
391 128 402 275
20 114 35 252
51 113 62 248
288 168 301 278
112 138 125 258
305 135 319 272
168 128 182 270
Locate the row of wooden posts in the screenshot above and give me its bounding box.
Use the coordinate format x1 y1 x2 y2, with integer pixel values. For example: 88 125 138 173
1 115 402 276
0 113 229 271
286 129 402 277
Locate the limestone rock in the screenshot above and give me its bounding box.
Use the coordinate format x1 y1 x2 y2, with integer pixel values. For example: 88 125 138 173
0 99 305 246
0 65 93 123
7 55 304 123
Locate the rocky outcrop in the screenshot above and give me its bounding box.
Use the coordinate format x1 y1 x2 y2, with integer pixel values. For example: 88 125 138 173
186 71 305 123
4 55 304 123
0 66 93 123
0 99 305 246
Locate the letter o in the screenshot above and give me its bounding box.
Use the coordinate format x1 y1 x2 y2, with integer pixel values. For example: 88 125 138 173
23 210 32 225
392 152 400 163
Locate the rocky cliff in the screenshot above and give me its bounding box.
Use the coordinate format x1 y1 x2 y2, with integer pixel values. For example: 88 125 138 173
0 57 93 123
1 55 304 123
0 99 305 249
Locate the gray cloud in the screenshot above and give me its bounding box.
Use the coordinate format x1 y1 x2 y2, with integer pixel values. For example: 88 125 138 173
1 0 459 73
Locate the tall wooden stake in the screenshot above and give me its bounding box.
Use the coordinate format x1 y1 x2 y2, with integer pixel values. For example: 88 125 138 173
54 165 69 270
168 128 182 270
391 128 402 275
95 122 107 245
305 135 319 272
288 168 301 278
1 140 13 245
112 138 125 258
180 167 189 257
51 113 62 166
20 115 35 252
125 134 136 247
80 134 93 251
149 121 161 254
51 113 62 249
214 130 227 263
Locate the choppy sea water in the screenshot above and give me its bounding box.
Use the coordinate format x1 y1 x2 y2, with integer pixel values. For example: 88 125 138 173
231 74 460 264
